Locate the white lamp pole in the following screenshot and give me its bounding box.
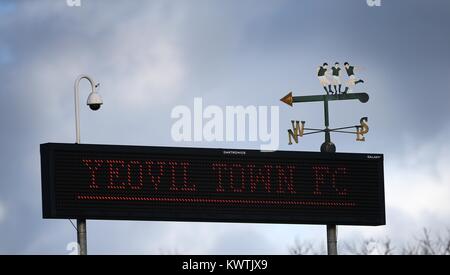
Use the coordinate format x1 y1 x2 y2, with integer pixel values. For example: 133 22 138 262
73 74 103 255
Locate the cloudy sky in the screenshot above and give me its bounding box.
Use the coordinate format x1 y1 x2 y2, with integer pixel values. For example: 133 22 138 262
0 0 449 254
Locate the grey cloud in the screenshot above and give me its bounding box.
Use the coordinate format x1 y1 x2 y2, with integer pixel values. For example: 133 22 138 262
0 0 449 254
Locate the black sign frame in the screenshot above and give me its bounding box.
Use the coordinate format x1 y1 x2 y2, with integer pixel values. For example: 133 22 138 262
40 143 385 226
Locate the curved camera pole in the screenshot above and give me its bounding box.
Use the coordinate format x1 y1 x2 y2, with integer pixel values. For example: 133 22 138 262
73 74 98 255
75 75 97 144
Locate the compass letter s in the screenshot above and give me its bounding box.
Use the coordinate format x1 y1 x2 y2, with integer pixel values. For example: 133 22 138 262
356 117 369 141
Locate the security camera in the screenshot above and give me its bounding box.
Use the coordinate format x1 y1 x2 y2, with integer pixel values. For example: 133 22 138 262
88 103 102 111
87 91 103 111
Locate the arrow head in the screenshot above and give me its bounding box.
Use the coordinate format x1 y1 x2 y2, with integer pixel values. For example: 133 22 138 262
280 91 293 107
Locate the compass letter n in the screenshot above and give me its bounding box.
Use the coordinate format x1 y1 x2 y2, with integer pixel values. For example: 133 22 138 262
288 120 305 145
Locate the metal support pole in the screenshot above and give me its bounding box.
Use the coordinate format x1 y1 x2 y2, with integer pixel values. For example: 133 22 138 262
323 96 338 255
74 75 96 256
327 224 338 255
77 219 87 255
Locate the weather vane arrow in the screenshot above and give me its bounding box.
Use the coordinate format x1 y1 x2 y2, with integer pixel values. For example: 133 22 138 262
281 90 370 153
280 91 369 107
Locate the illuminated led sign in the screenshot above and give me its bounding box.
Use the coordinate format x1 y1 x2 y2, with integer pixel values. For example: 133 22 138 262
40 143 385 225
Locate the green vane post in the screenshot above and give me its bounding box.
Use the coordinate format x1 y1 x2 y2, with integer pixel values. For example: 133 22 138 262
281 90 370 255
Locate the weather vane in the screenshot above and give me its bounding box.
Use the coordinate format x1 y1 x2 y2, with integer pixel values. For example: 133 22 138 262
280 62 369 153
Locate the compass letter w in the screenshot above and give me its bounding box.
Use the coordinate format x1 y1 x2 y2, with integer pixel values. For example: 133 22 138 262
288 120 305 145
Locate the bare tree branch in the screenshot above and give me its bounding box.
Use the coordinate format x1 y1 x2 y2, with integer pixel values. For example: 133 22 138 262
290 227 450 255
